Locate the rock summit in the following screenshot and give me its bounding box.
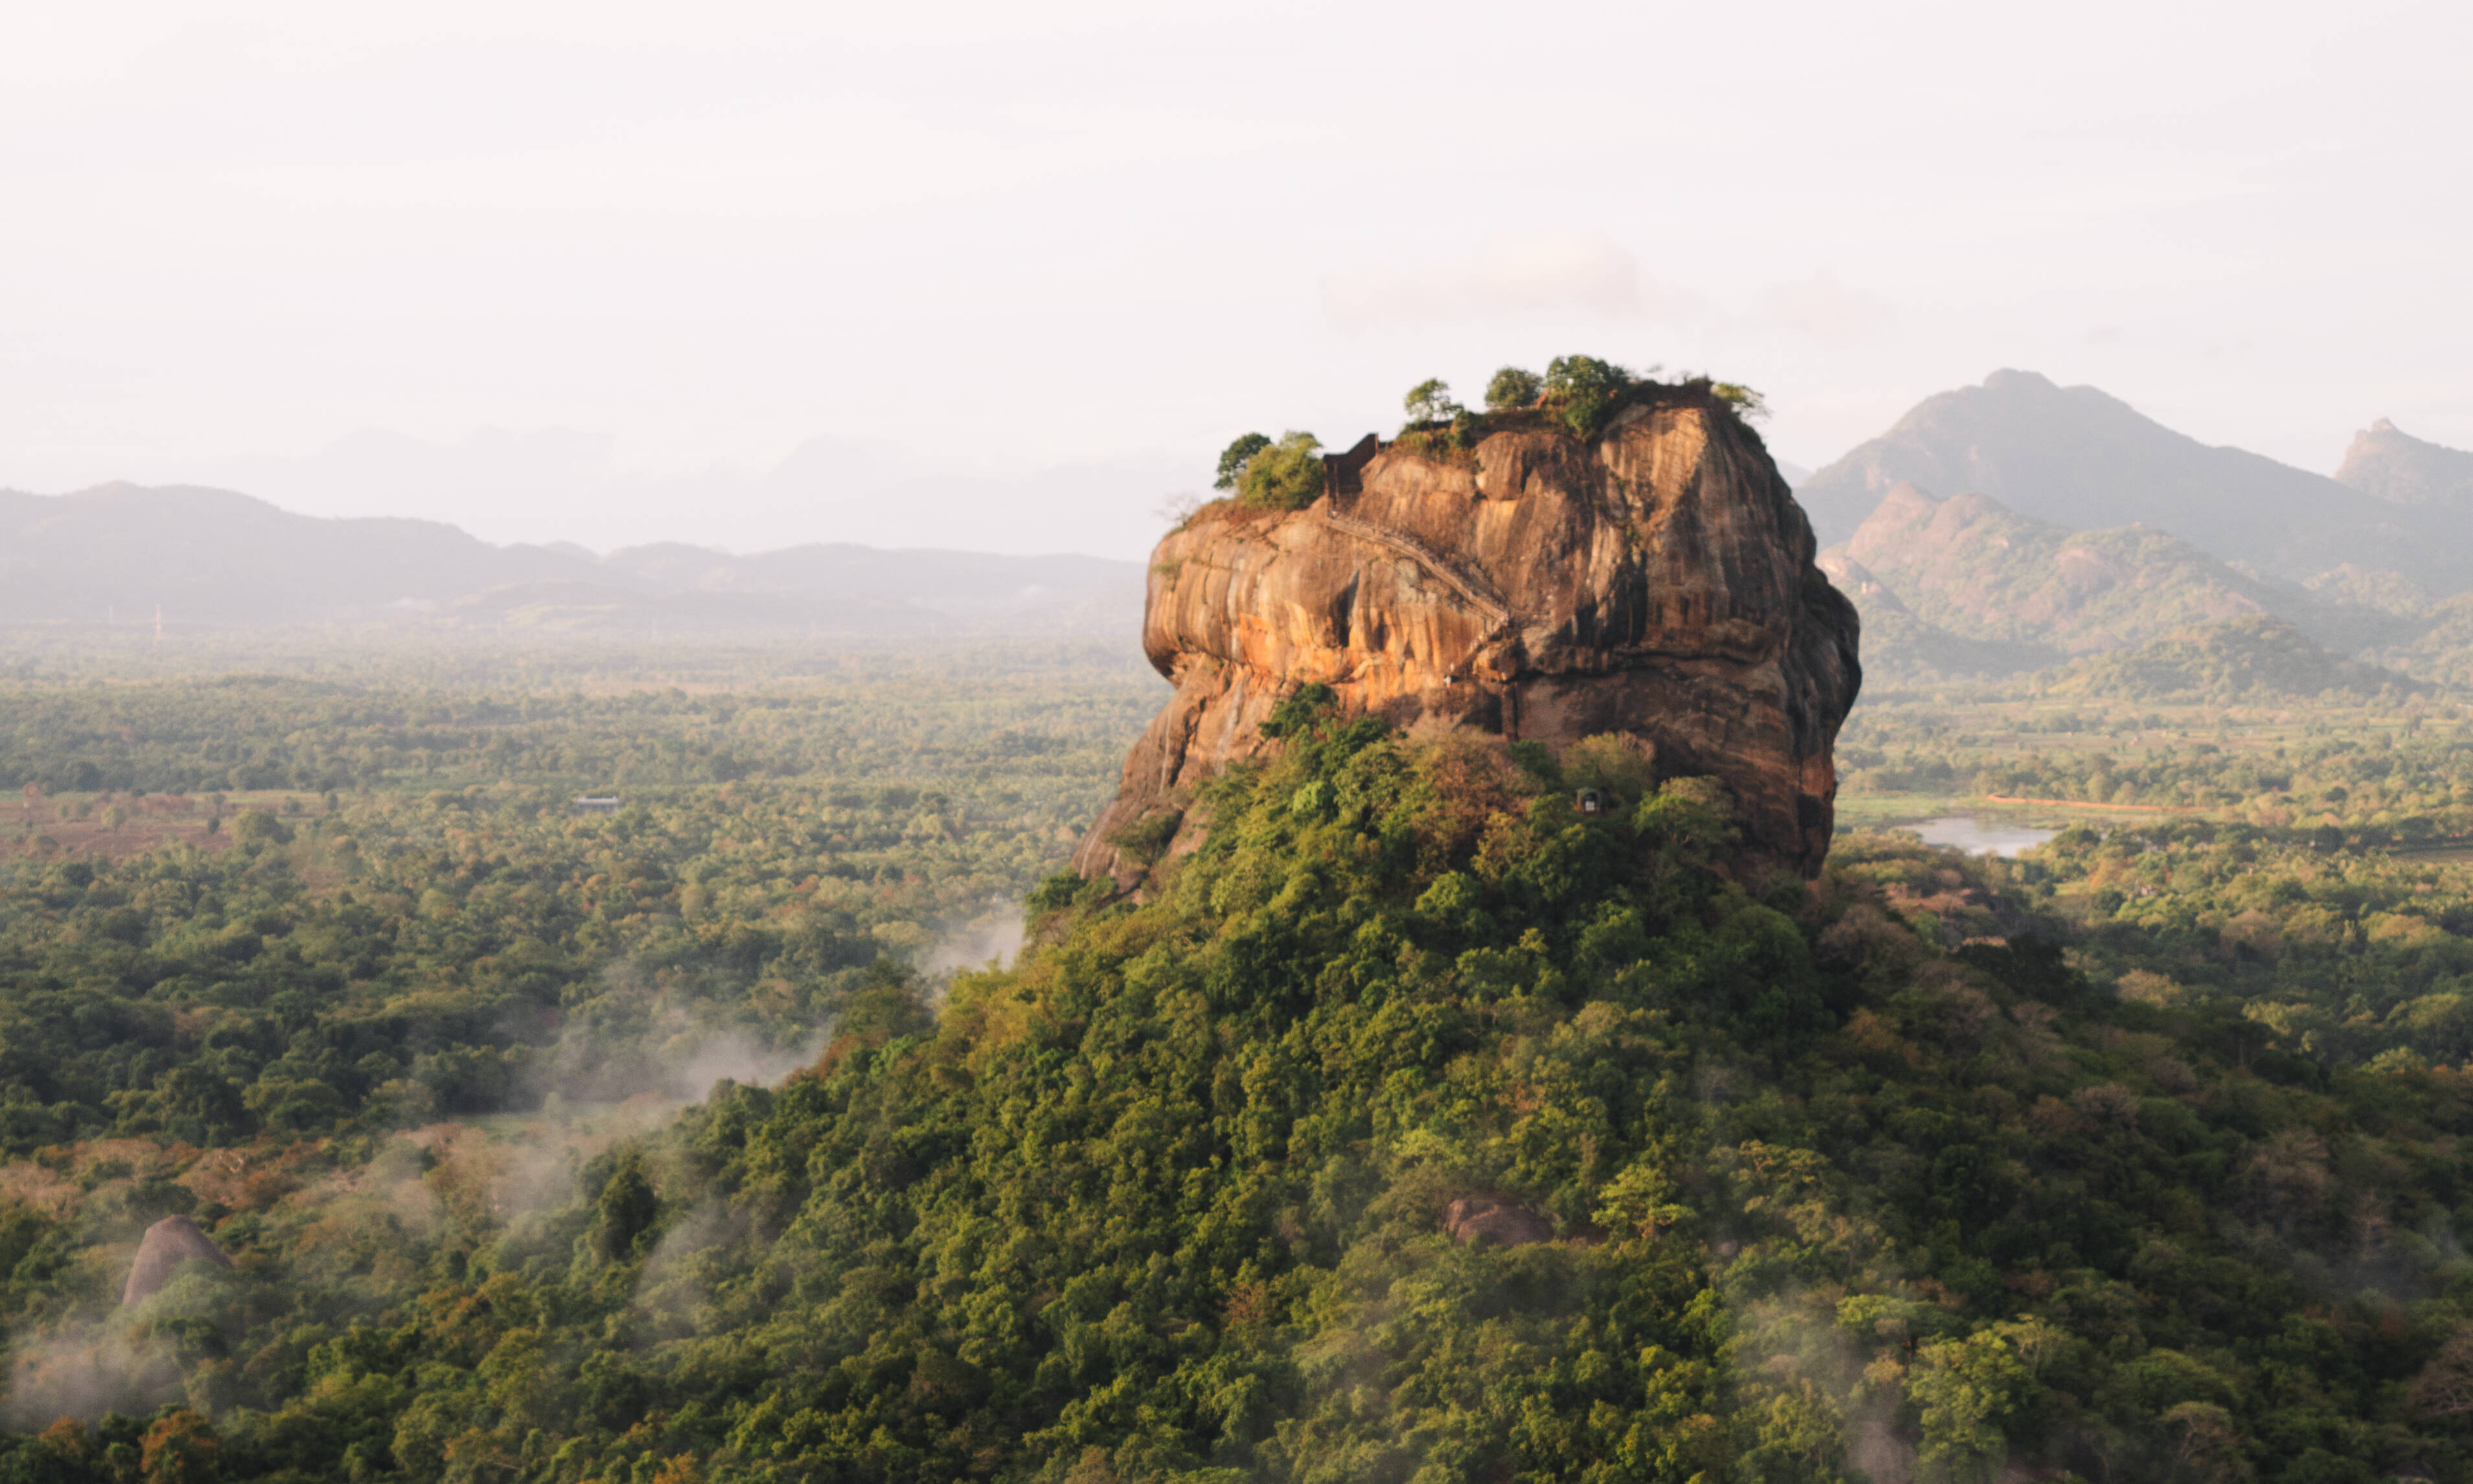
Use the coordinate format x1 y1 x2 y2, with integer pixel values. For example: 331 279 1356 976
1076 388 1861 884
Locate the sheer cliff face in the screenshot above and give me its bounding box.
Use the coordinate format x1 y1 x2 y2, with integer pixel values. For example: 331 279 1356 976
1075 398 1862 884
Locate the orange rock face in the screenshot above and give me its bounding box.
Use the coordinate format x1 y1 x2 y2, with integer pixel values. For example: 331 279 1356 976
1074 395 1862 884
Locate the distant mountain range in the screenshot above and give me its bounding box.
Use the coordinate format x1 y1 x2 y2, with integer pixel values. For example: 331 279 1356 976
0 483 1143 635
2336 418 2473 511
1797 369 2473 593
16 375 2473 700
168 428 1191 559
1800 372 2473 696
1819 481 2412 663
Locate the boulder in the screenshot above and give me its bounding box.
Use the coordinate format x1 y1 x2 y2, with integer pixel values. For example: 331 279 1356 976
121 1214 232 1306
1442 1196 1555 1248
1075 391 1862 884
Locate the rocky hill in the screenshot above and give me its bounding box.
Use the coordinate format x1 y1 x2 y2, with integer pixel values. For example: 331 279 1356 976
1075 391 1861 882
2336 418 2473 511
1795 370 2471 591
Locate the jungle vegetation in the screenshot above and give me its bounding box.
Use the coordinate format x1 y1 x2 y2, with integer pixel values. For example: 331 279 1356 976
8 639 2473 1483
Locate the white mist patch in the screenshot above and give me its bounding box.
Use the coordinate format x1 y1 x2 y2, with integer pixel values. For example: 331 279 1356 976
633 1199 748 1338
519 955 839 1113
3 1264 242 1426
492 1022 838 1220
648 1027 834 1106
3 976 849 1426
917 898 1026 1007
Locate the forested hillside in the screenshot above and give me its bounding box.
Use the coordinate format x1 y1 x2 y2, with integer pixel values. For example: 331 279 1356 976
0 646 1163 1156
11 657 2473 1481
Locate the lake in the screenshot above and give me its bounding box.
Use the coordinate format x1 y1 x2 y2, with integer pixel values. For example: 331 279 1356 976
1904 816 2059 858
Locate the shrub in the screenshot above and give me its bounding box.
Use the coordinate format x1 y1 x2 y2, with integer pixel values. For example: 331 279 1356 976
1107 808 1183 865
1213 432 1271 492
1259 682 1338 738
1562 733 1658 801
1395 410 1483 463
1508 740 1561 784
1236 431 1324 510
1027 871 1085 913
1484 365 1542 411
1711 381 1768 420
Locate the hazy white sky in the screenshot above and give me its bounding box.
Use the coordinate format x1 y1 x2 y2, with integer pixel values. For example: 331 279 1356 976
3 0 2467 557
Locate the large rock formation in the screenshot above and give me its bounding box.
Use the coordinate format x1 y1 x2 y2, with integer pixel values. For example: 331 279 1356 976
122 1215 232 1306
1074 391 1862 883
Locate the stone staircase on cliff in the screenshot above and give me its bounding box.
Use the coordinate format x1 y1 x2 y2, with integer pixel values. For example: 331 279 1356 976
1316 506 1514 632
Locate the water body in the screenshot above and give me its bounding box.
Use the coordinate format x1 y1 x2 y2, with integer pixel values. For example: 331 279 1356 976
1905 816 2058 858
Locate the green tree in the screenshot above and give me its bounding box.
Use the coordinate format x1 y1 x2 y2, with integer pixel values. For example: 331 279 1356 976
1402 378 1462 425
230 810 292 847
1484 365 1542 410
1711 380 1768 420
1236 431 1324 510
595 1154 661 1260
2161 1402 2255 1483
1544 354 1635 437
1214 433 1272 492
140 1410 220 1484
1909 1321 2051 1483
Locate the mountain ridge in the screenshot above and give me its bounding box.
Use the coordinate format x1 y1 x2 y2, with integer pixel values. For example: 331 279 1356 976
1796 369 2473 591
1834 482 2314 650
2336 417 2473 511
0 482 1144 634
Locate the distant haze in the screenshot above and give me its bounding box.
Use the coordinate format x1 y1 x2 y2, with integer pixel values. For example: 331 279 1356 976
1 1 2467 558
0 484 1145 633
194 432 1191 558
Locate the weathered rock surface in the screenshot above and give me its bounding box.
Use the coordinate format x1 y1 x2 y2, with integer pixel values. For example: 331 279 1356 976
1073 394 1862 883
1442 1196 1555 1248
122 1214 232 1306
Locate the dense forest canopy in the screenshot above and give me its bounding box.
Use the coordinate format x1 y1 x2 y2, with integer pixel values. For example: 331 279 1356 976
9 634 2473 1481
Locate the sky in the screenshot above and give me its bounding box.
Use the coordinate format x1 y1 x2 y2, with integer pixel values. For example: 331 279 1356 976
2 0 2467 558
